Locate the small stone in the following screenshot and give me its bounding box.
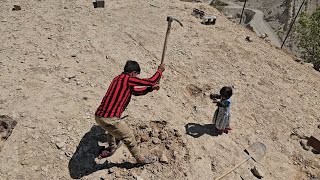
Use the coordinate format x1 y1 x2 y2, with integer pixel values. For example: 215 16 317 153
300 140 311 151
149 130 159 138
12 5 21 11
136 175 143 180
20 159 28 165
140 134 149 142
159 154 169 164
251 165 265 178
165 144 171 150
245 36 253 42
63 78 69 82
173 151 178 159
295 58 303 62
65 151 72 157
56 141 65 149
182 138 187 144
158 131 168 140
138 124 148 129
32 166 39 171
108 168 114 174
152 138 161 144
174 130 181 137
66 73 76 79
54 63 61 68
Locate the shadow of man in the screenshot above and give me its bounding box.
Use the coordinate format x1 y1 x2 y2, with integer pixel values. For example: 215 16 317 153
185 123 221 138
68 125 143 179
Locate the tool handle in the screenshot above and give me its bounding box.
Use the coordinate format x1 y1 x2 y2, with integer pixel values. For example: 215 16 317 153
215 158 249 180
160 22 171 65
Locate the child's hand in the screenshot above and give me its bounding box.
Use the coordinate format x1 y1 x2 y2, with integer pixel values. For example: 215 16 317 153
210 94 221 100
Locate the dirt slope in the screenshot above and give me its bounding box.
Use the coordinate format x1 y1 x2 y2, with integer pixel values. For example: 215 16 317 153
0 0 319 179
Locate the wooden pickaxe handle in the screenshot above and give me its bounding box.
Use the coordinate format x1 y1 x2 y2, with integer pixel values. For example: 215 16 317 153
215 156 250 180
160 16 183 65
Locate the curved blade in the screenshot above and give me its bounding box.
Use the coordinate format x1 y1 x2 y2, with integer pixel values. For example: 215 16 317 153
244 142 267 162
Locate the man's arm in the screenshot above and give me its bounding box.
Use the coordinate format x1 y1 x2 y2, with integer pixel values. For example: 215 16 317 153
132 87 152 96
132 85 160 96
128 70 162 87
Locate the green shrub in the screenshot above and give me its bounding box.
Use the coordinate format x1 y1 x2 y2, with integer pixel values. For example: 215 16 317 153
295 7 320 71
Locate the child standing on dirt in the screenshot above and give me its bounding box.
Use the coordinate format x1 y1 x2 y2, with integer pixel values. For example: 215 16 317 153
95 60 165 165
210 86 233 133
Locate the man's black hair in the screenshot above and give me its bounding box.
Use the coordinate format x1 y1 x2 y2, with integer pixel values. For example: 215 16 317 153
124 60 141 74
220 86 233 99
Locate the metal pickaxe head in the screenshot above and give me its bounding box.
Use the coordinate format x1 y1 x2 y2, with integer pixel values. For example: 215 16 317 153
167 16 183 27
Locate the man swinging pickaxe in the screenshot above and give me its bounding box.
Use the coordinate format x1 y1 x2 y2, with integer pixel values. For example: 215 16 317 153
161 16 183 65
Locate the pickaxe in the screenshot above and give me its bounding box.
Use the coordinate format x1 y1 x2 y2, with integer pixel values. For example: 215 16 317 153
160 16 183 65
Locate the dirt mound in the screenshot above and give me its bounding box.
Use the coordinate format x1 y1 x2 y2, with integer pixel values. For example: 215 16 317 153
68 121 190 179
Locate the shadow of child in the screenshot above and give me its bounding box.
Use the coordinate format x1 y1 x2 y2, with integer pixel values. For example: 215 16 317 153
185 123 222 138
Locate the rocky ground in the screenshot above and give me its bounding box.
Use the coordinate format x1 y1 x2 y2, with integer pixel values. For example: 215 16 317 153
0 0 319 179
216 0 320 53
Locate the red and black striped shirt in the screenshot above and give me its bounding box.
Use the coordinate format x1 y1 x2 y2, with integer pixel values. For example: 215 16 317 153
95 70 162 118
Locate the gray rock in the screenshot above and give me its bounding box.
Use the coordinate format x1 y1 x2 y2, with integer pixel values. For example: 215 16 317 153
108 168 114 174
56 141 65 149
251 165 265 178
65 151 72 157
174 130 181 137
12 5 21 11
300 140 311 151
149 130 159 138
159 154 169 164
158 131 168 140
140 134 149 142
152 138 161 144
